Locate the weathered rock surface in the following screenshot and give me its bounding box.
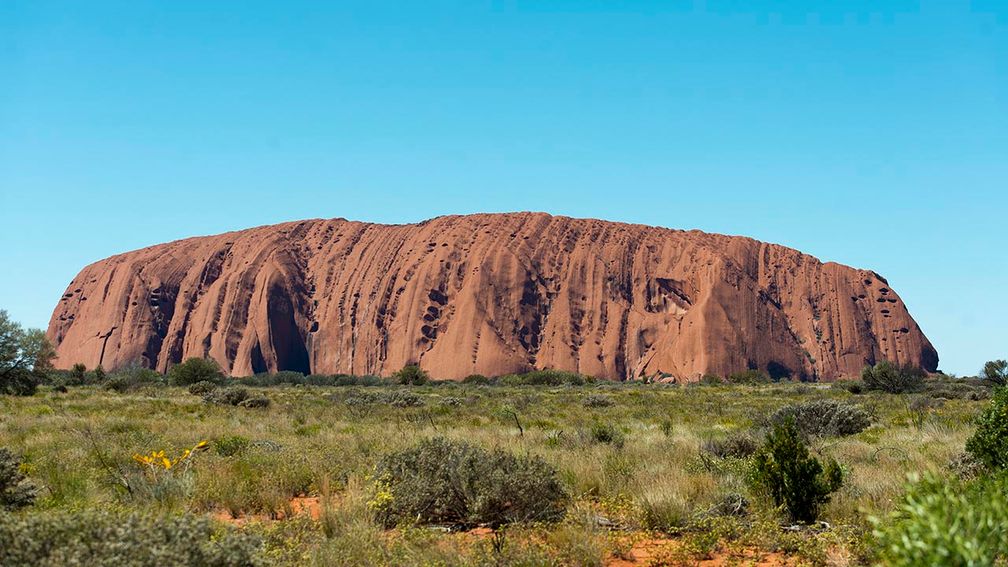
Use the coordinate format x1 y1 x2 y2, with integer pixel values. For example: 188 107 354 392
47 213 938 381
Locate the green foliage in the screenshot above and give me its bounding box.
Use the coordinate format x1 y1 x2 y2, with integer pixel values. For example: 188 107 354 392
188 380 218 395
462 374 490 385
727 369 772 385
861 361 925 394
203 386 250 406
70 363 87 382
371 437 566 528
701 432 758 459
873 472 1008 566
214 435 251 457
582 394 614 408
102 364 163 393
749 419 843 523
0 447 37 511
965 386 1008 470
0 510 262 566
237 397 270 409
589 422 625 447
698 373 724 385
341 390 425 408
0 309 55 396
770 399 871 438
393 364 428 385
168 357 224 386
981 359 1007 386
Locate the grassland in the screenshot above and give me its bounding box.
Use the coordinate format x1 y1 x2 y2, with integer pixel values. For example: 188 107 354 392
0 374 995 565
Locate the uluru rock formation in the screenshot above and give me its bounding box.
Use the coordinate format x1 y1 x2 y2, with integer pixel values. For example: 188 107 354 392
47 213 938 381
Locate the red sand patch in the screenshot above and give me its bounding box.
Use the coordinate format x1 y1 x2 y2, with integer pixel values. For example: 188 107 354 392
606 538 795 566
212 495 322 526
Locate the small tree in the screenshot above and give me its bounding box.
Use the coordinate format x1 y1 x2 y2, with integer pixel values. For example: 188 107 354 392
393 364 428 385
861 361 924 394
981 360 1007 387
167 357 223 386
965 386 1008 471
749 418 843 523
0 310 56 396
70 363 87 383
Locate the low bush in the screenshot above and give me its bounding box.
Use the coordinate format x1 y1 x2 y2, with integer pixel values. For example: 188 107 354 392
749 419 843 523
237 397 270 409
727 369 772 385
698 374 724 386
831 380 864 394
583 394 614 408
496 370 592 387
214 435 251 457
103 365 163 393
341 390 425 408
769 399 871 438
0 510 262 566
462 374 490 385
371 437 566 528
203 387 250 406
168 357 224 387
861 361 925 394
393 365 428 385
873 472 1008 566
589 422 624 447
0 447 36 511
188 380 218 395
965 386 1008 470
701 433 758 459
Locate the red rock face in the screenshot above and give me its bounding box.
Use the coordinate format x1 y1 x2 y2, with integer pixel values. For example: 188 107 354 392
47 213 938 381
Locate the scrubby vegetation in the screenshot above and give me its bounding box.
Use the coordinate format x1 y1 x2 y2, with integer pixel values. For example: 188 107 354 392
0 511 262 566
371 437 566 528
769 398 872 438
749 419 843 523
861 360 925 393
1 347 1006 565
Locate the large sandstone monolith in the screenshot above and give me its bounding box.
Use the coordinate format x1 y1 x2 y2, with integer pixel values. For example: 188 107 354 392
47 213 938 380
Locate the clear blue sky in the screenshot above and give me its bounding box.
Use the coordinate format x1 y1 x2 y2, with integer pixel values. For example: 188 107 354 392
1 1 1005 375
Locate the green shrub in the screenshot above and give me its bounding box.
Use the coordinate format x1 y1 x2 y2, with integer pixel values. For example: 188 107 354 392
0 510 262 566
371 437 566 528
698 374 724 385
769 399 871 438
188 380 218 395
462 374 490 385
727 369 772 385
701 432 758 459
583 394 614 408
861 361 925 393
0 447 36 511
168 357 224 386
749 419 843 523
341 390 424 408
831 380 863 394
873 472 1008 566
965 386 1008 470
237 397 270 409
213 435 251 457
393 365 428 385
103 364 163 393
589 422 625 447
203 386 250 406
70 362 87 383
